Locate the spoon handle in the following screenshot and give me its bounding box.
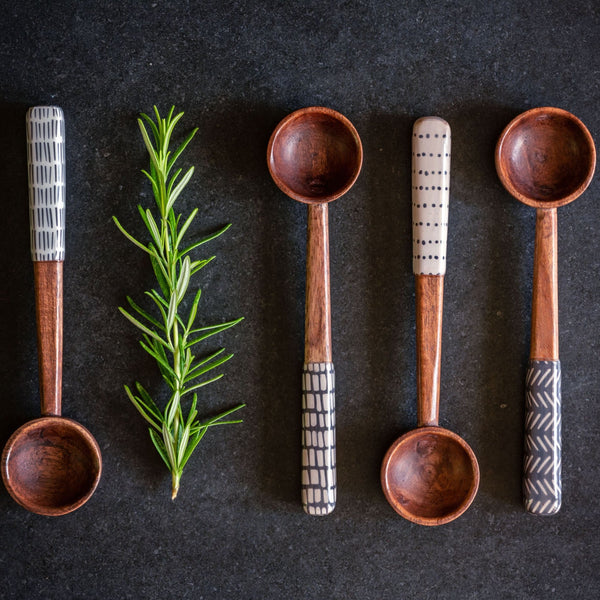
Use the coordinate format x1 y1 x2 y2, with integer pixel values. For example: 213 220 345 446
302 203 336 515
412 117 451 427
26 106 66 417
524 208 561 515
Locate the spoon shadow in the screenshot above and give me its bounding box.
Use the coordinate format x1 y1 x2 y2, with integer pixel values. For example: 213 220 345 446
0 103 37 451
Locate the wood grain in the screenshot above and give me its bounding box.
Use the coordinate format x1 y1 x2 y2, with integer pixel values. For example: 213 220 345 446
530 208 559 360
33 260 63 417
305 203 332 363
415 274 443 427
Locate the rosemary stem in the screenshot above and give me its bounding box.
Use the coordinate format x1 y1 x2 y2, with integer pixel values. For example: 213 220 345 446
117 106 243 498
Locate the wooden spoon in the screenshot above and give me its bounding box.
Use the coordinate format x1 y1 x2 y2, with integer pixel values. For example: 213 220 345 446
495 106 595 515
267 106 362 515
381 117 479 525
1 107 102 516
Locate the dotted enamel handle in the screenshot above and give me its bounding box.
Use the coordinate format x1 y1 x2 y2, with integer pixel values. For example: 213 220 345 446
26 106 66 262
412 117 451 276
523 360 562 515
301 362 336 515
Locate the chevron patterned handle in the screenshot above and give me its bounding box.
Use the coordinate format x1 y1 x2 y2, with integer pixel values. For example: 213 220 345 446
412 116 451 276
301 362 336 515
26 106 66 262
523 360 562 515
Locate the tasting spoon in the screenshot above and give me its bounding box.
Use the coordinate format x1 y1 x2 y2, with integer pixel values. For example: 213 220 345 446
267 106 362 515
1 106 102 516
495 106 595 515
381 117 479 526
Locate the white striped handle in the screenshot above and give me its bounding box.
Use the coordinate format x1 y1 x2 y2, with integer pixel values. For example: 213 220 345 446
412 117 451 276
26 106 66 262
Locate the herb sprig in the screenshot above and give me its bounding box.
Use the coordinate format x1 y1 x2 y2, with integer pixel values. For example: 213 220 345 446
113 106 244 499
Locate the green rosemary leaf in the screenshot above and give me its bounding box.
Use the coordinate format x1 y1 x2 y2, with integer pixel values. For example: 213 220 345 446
139 339 177 378
135 382 164 421
149 429 171 469
175 256 191 304
166 167 183 200
184 352 233 384
149 251 171 297
165 390 181 427
199 403 246 427
182 373 224 396
186 288 202 333
185 394 199 429
113 216 155 257
138 118 160 174
180 223 232 256
190 257 215 275
179 426 208 470
186 318 244 348
144 208 163 251
164 109 184 146
126 296 164 331
118 306 170 349
124 385 162 432
166 166 194 214
167 128 198 174
177 424 191 465
175 208 198 249
140 112 160 147
166 293 177 334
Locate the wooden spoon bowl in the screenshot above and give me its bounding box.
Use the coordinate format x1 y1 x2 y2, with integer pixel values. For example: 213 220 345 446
495 106 596 208
381 426 479 526
2 417 102 516
267 106 363 204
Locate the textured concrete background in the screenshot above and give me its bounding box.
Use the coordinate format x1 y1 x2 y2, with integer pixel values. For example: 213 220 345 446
1 1 599 598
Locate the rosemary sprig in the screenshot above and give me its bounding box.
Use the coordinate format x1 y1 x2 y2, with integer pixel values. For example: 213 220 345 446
113 106 244 499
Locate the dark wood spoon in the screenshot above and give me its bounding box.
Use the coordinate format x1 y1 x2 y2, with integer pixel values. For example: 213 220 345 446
495 106 595 515
1 106 102 516
267 106 362 515
381 117 479 525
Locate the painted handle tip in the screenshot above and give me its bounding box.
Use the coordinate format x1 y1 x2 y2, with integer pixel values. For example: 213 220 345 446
523 360 562 515
412 117 451 276
301 362 336 515
26 106 66 262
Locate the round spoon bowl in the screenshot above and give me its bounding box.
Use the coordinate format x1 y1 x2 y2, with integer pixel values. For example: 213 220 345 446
381 426 480 526
495 106 596 208
267 106 363 204
1 416 102 516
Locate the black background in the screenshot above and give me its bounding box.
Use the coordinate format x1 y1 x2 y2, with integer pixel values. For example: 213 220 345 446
1 1 599 598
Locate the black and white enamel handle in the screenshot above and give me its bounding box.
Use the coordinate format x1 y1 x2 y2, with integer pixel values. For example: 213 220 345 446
412 116 450 278
27 106 66 262
524 359 561 515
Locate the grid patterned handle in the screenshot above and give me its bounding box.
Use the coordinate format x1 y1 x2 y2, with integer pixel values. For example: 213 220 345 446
301 362 336 515
412 117 451 276
523 360 562 515
26 106 66 262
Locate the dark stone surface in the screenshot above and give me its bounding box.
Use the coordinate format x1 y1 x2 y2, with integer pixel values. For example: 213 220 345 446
1 0 599 598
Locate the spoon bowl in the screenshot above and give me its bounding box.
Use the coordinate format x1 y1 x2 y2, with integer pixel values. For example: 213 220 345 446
267 106 363 204
2 417 102 516
495 106 595 208
381 426 479 525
